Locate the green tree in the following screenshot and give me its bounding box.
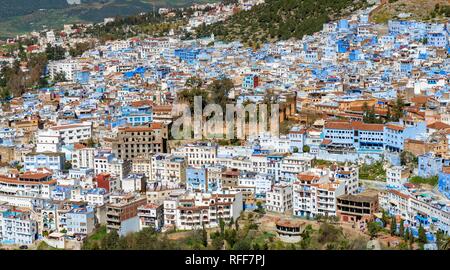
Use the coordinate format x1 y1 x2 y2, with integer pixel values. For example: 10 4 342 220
53 72 67 83
224 229 237 248
64 161 72 171
185 76 204 88
367 222 381 239
302 145 310 153
208 77 234 110
211 233 224 250
255 201 265 214
45 44 66 61
418 224 427 245
362 102 378 123
391 97 405 122
101 230 120 250
202 224 208 247
399 219 404 237
219 217 225 237
69 42 94 57
0 87 11 100
390 217 397 236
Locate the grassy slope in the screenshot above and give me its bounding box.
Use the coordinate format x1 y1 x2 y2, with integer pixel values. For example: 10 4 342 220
0 0 216 38
370 0 449 24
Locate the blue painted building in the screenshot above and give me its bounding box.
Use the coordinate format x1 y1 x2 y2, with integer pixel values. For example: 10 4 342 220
186 167 218 193
338 19 349 32
66 206 96 235
76 70 90 84
337 39 350 53
438 168 450 199
174 48 201 63
427 32 448 47
120 104 153 126
186 167 208 192
418 153 442 178
242 74 259 89
23 152 65 172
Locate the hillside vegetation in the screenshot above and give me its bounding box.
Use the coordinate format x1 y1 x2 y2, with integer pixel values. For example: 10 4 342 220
371 0 450 24
195 0 369 45
0 0 216 38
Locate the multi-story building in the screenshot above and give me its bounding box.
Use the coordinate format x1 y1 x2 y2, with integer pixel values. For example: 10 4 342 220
438 167 450 200
96 173 120 193
72 145 95 169
106 193 147 236
47 60 79 81
237 171 274 198
384 124 405 153
333 165 360 195
221 168 240 189
266 183 293 213
418 153 443 178
337 190 379 223
384 122 426 153
322 121 384 153
288 127 306 152
242 74 259 89
0 208 38 245
380 189 450 235
186 167 208 192
150 154 187 187
279 154 313 183
49 122 92 145
175 191 243 230
0 172 55 200
131 155 152 177
137 203 164 231
94 151 131 181
113 123 168 160
172 142 218 167
66 206 96 235
36 129 61 153
23 152 65 172
293 168 345 218
121 174 146 193
386 166 411 189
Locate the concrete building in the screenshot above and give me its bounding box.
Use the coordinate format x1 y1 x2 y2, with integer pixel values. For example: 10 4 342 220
106 193 147 236
0 208 38 245
266 183 293 213
137 203 164 231
113 123 168 160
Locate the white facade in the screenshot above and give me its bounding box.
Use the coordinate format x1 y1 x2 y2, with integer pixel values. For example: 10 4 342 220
172 142 217 167
266 183 293 213
293 168 346 218
48 60 79 81
174 191 243 230
72 147 95 169
49 122 92 145
386 166 410 189
0 209 37 245
36 129 62 153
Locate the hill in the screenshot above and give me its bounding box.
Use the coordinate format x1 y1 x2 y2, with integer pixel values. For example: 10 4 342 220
0 0 216 38
370 0 449 24
195 0 370 45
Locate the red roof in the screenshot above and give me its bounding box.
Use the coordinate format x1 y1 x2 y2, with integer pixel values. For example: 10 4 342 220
427 121 450 130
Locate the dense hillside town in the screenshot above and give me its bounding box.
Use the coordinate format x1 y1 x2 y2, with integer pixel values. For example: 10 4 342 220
0 0 449 250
